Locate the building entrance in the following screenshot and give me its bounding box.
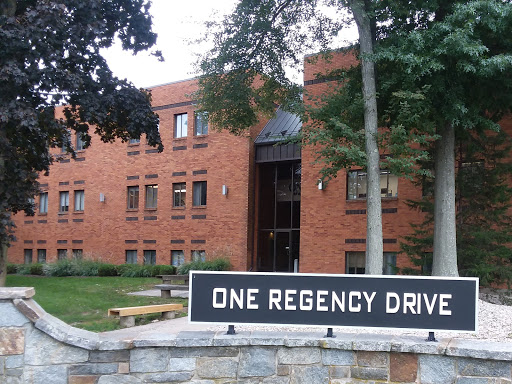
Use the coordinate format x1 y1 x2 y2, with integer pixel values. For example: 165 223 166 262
257 162 301 272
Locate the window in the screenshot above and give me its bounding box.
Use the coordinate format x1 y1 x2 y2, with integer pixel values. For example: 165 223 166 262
346 251 365 274
126 250 137 264
37 249 46 263
39 192 48 214
72 249 83 259
347 170 398 200
61 130 71 153
127 186 139 210
143 250 156 265
422 252 433 275
74 190 84 212
58 249 67 260
173 183 186 207
383 252 397 275
129 138 140 144
175 113 188 138
24 249 33 264
145 185 158 209
76 133 85 151
59 191 69 212
192 181 207 207
194 112 208 136
191 250 206 262
171 250 185 266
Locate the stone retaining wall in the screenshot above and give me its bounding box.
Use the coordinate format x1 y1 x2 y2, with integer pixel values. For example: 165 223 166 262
1 287 512 384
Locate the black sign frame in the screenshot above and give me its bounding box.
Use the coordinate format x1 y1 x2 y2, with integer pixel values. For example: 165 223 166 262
188 271 479 333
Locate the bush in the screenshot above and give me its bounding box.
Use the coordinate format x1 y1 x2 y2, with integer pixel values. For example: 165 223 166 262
7 263 18 274
98 264 118 277
30 263 44 275
151 265 176 276
117 264 153 278
16 265 32 275
177 258 231 275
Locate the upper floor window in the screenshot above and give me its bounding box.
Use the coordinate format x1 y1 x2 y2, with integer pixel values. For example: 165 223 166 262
127 186 139 210
175 113 188 138
347 170 398 200
193 181 207 207
129 138 140 145
59 191 69 212
145 184 158 209
61 130 71 153
173 182 186 208
76 133 85 151
39 192 48 214
74 190 84 211
194 112 208 136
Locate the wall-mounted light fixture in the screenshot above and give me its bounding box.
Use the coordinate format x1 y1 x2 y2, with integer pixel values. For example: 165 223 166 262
318 179 324 190
222 185 228 196
99 193 105 202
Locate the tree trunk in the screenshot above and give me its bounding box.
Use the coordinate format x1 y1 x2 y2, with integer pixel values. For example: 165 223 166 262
349 0 383 275
0 242 6 287
432 123 459 276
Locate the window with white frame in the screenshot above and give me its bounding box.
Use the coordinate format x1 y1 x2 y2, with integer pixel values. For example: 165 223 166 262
173 183 186 207
346 251 365 274
194 112 208 136
347 170 398 200
58 249 67 260
171 250 185 266
74 190 84 211
24 249 33 264
175 113 188 138
126 250 137 264
192 181 207 207
127 186 139 210
143 250 156 265
59 191 69 212
145 185 158 209
39 192 48 214
191 250 206 262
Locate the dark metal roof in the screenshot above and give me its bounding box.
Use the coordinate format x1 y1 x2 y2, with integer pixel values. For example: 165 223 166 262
255 107 302 145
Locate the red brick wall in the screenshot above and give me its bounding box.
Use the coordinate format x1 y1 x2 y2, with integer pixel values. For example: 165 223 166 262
10 79 266 270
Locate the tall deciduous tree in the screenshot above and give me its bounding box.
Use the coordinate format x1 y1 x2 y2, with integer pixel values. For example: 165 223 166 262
0 0 163 286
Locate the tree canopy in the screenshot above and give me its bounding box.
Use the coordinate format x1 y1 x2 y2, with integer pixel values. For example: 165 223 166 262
0 0 163 285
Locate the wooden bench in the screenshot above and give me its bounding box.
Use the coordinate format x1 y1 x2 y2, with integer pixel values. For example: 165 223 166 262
155 275 189 298
108 303 183 328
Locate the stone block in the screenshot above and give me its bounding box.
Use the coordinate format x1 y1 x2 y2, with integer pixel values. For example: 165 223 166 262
65 327 100 350
447 339 512 361
97 375 142 384
356 350 388 367
277 364 291 376
133 333 177 347
69 363 118 375
351 366 388 380
196 357 238 378
262 377 291 384
0 287 35 300
89 350 130 363
419 354 457 384
6 368 23 376
13 299 45 322
458 357 511 377
352 333 393 352
329 366 350 378
2 376 23 384
68 376 100 384
0 303 29 327
175 331 215 347
168 346 239 358
286 332 324 347
34 314 71 343
391 335 447 355
168 357 196 371
322 349 355 366
239 347 277 377
97 335 133 351
0 328 25 355
0 356 4 374
290 365 329 384
5 354 23 368
213 331 252 346
277 347 321 365
138 371 195 382
118 362 130 374
25 328 88 365
249 331 286 346
24 365 68 384
130 347 169 372
390 352 417 382
319 333 354 350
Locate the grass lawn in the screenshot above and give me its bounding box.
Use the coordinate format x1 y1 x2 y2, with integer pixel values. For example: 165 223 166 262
6 275 188 332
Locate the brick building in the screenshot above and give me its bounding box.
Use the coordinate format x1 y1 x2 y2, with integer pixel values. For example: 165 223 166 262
9 52 510 274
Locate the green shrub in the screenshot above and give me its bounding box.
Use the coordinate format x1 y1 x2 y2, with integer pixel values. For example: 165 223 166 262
177 258 231 275
43 259 77 277
98 264 118 277
7 263 18 274
30 263 44 275
16 265 32 275
117 264 153 278
157 265 176 275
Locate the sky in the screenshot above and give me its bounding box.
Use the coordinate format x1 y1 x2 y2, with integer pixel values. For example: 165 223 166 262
101 0 358 89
